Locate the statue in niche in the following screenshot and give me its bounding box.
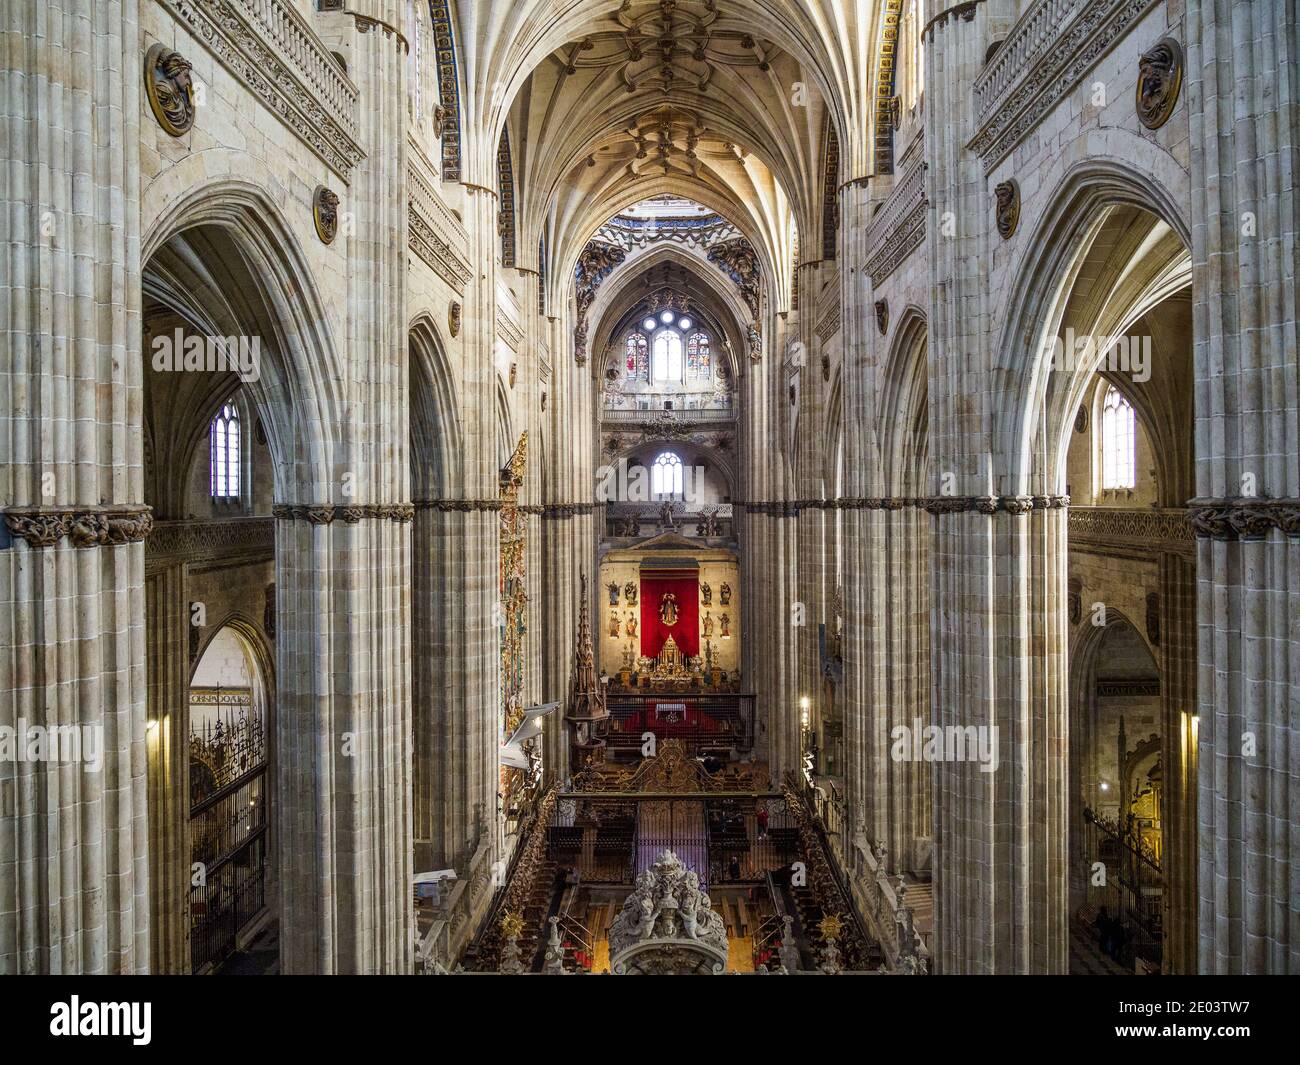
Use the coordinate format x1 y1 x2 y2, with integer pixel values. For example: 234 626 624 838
702 612 714 638
719 582 732 606
625 581 638 606
719 613 731 637
626 613 638 638
609 610 621 638
701 582 713 605
607 581 620 605
659 592 679 627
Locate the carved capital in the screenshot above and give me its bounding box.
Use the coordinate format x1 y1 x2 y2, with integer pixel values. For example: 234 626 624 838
4 505 154 549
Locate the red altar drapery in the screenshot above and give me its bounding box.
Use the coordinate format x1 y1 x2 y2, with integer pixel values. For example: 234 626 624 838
639 575 700 658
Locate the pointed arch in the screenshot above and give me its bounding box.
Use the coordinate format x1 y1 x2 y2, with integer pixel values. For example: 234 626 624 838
142 180 345 506
410 314 464 498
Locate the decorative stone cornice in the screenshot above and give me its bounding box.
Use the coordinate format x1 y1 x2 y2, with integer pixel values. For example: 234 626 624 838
866 154 927 286
410 499 598 517
146 517 274 569
1068 506 1192 553
157 0 365 181
4 505 154 548
815 300 841 343
969 0 1160 171
496 312 523 352
1187 499 1300 541
408 203 471 290
412 499 507 513
738 495 1069 514
272 503 415 523
539 503 598 519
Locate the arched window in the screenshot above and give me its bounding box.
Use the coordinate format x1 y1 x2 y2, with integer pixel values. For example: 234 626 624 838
653 330 683 383
686 332 710 376
210 401 240 499
651 451 684 498
1100 384 1136 489
626 332 648 378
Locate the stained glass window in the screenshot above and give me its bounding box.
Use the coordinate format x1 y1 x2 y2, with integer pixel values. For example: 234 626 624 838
626 332 648 378
687 332 710 376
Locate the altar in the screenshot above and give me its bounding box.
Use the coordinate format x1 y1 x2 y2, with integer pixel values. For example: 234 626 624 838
599 534 741 694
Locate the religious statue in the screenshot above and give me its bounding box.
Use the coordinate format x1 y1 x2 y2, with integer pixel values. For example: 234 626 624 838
659 592 679 627
701 582 713 605
719 582 732 606
607 581 620 605
626 613 638 638
624 581 638 606
609 610 620 638
720 612 731 637
702 612 714 638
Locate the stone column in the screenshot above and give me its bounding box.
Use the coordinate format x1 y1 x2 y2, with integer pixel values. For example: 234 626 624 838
1158 551 1196 973
0 0 149 974
924 3 1068 973
1186 0 1300 974
790 269 829 789
274 4 413 974
739 307 799 777
144 564 189 973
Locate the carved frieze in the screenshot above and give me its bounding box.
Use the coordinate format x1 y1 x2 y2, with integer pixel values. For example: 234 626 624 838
272 503 415 523
969 0 1162 170
408 204 471 290
573 240 627 364
1187 499 1300 541
155 0 365 180
706 238 761 318
4 505 154 549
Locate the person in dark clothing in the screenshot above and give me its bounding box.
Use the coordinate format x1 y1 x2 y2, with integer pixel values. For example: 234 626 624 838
1094 906 1113 957
728 854 741 880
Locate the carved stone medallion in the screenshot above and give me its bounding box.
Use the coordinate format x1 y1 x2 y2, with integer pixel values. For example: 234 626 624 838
313 186 340 244
1136 38 1183 131
144 44 196 137
994 179 1020 239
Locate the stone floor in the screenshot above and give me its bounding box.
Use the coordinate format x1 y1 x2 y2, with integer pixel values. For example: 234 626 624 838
1068 919 1131 976
215 920 281 975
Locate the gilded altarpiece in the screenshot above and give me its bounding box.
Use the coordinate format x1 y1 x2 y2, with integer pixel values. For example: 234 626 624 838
499 433 529 809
